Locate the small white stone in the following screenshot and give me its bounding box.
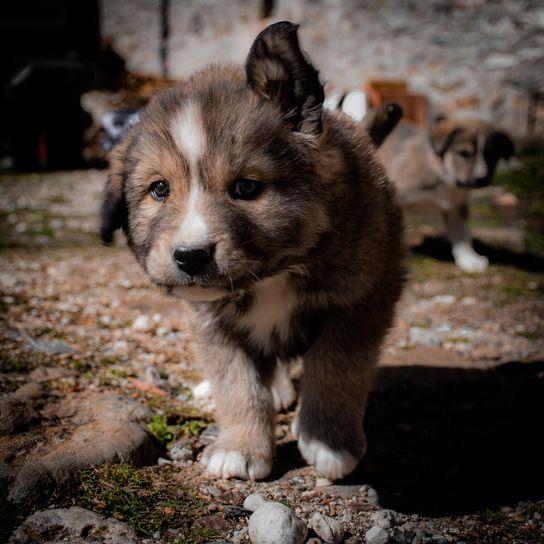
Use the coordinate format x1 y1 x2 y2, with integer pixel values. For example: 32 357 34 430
370 509 399 529
248 502 307 544
365 486 379 505
169 444 193 462
365 525 390 544
131 315 152 331
308 512 344 543
243 493 269 512
315 477 333 487
157 457 171 466
192 380 211 398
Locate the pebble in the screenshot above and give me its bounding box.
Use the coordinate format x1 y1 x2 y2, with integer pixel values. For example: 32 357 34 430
248 502 307 544
365 525 390 544
308 512 344 543
370 509 399 529
365 486 379 506
193 380 212 398
131 314 152 331
316 477 333 487
243 493 269 512
157 457 171 466
168 444 193 463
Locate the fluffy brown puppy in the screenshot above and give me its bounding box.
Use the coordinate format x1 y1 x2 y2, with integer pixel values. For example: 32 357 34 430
101 22 406 480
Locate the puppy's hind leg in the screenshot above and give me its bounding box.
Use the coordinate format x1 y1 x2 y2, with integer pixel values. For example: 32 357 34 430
445 204 489 273
271 359 297 412
200 345 275 480
296 311 380 480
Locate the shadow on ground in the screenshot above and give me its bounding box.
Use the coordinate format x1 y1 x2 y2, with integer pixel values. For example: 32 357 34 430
412 235 544 273
275 362 544 517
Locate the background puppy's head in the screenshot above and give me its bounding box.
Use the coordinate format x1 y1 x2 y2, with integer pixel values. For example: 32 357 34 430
100 22 329 302
430 118 514 188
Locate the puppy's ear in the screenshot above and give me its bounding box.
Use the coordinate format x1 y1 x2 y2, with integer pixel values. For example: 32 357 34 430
489 130 515 161
100 145 127 245
430 120 461 158
246 21 324 135
362 102 403 148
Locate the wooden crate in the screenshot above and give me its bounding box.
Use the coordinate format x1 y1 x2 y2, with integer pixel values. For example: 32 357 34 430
365 80 429 128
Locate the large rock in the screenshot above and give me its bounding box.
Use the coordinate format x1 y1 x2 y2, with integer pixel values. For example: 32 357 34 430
4 391 160 505
248 502 307 544
8 506 138 544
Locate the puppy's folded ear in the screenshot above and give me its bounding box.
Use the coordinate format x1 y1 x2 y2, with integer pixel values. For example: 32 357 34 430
100 145 127 245
246 21 324 135
362 102 403 148
489 130 515 161
430 119 461 158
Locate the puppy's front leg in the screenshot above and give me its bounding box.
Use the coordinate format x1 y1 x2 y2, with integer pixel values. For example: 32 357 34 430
444 203 489 273
200 345 275 480
295 313 378 480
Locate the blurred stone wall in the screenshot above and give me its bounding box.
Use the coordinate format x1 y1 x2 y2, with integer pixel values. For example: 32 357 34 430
100 0 544 136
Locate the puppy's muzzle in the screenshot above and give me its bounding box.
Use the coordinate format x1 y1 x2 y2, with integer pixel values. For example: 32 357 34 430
173 245 214 276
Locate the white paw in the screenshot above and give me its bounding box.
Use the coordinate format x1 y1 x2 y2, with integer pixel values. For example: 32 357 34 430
454 249 489 273
201 447 272 480
297 436 359 480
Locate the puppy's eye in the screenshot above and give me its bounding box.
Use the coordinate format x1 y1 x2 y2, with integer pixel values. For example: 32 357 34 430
229 178 264 200
458 149 472 159
150 180 170 201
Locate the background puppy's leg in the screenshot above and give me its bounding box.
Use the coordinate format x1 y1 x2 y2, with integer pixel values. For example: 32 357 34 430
271 359 297 412
444 203 489 273
295 313 379 480
200 346 275 480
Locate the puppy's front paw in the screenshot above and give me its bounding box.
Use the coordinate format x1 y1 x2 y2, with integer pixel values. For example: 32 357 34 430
201 445 272 480
297 435 359 480
454 249 489 273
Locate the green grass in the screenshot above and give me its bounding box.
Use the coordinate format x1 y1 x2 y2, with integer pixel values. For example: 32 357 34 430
147 414 208 446
496 153 544 254
78 464 219 542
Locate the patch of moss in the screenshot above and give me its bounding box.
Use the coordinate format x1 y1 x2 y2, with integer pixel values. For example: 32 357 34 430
454 504 543 544
179 419 208 438
78 464 218 542
409 255 459 283
98 366 130 386
0 348 50 373
496 153 544 255
148 414 179 444
147 413 208 446
0 378 20 394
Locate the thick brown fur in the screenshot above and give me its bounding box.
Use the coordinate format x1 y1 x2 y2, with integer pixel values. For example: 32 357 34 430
101 22 406 480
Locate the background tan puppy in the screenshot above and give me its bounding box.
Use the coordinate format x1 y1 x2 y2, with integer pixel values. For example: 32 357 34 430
101 21 406 481
379 118 514 272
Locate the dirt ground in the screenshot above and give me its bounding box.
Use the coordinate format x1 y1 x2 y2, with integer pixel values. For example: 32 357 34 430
0 169 543 543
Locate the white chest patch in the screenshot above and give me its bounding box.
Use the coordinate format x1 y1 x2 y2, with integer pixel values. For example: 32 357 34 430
237 273 298 351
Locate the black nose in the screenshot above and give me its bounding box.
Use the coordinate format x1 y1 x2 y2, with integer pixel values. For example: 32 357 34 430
173 245 213 276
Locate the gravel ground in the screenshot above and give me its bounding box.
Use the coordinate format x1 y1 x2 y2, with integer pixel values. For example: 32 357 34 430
0 170 542 543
